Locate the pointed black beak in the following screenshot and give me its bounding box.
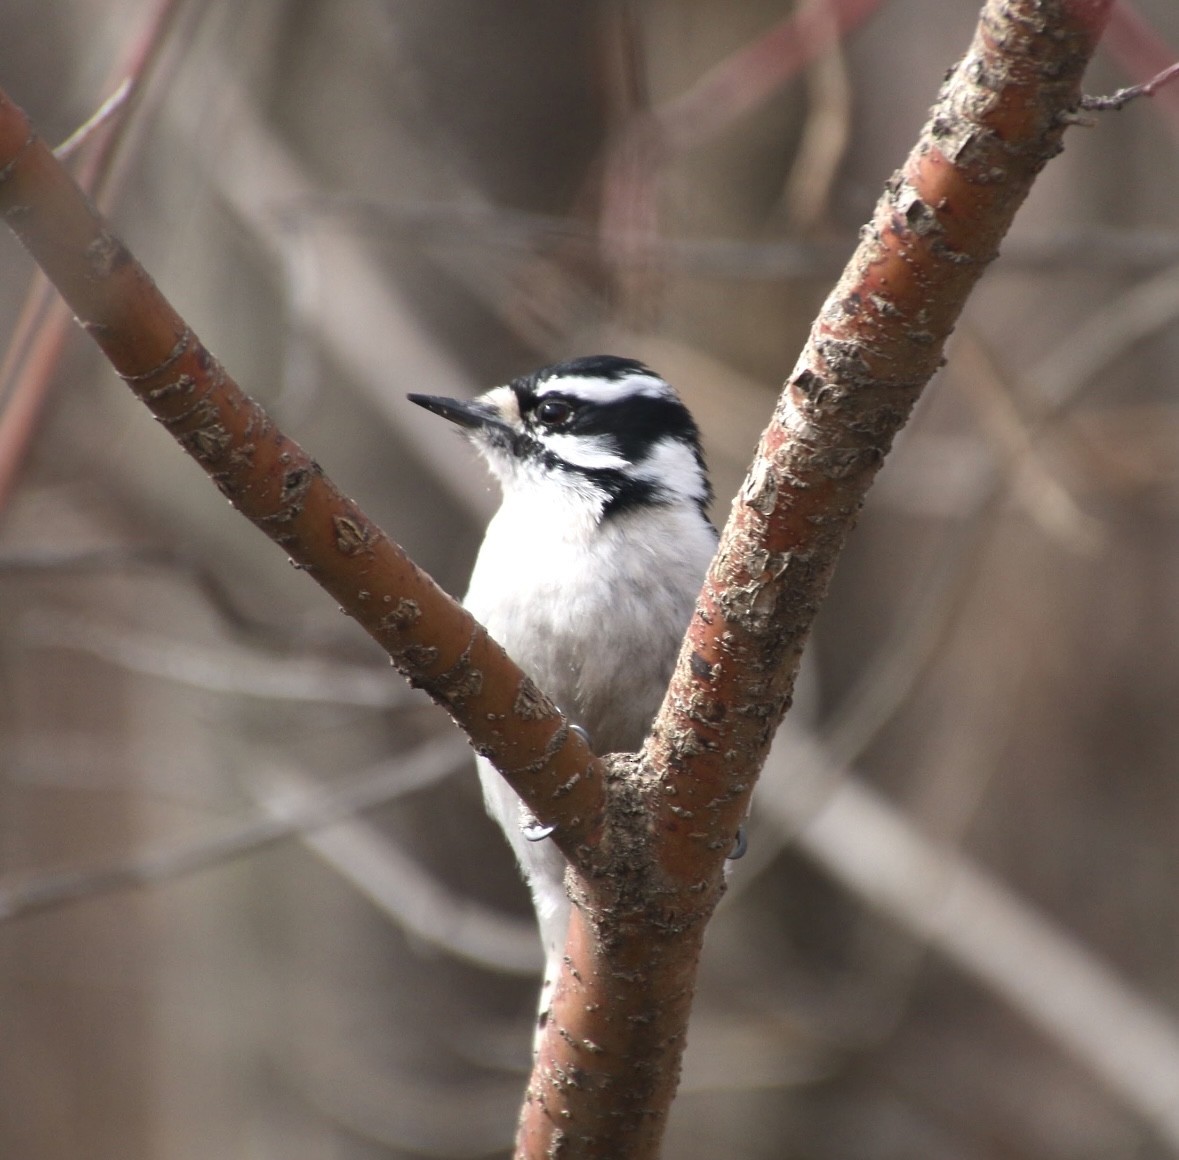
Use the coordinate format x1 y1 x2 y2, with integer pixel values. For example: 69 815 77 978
408 393 498 431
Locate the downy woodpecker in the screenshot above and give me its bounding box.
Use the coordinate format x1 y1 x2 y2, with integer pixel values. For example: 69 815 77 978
410 355 718 1043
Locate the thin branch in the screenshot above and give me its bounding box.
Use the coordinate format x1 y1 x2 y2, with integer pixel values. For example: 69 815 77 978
950 327 1102 551
598 0 883 311
53 78 134 161
256 767 541 975
645 0 882 155
22 612 405 707
1029 259 1179 411
0 543 289 643
0 0 195 512
783 0 854 228
755 730 1179 1149
803 282 1172 778
279 195 1179 277
1100 3 1179 139
0 737 466 923
1080 59 1179 111
288 1033 522 1158
821 499 1002 770
164 53 496 519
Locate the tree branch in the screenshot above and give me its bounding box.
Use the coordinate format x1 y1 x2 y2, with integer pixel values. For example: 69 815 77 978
0 2 1116 1156
0 0 192 512
1080 60 1179 112
0 86 604 865
654 0 1115 882
522 1 1114 1155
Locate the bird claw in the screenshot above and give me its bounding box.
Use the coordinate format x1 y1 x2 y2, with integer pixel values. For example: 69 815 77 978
727 822 748 860
522 817 557 842
520 722 589 843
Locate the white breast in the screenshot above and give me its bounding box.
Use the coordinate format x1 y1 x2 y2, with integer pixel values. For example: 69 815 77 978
464 489 716 753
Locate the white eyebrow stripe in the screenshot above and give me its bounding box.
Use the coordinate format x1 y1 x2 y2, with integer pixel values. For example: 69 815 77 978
534 373 673 406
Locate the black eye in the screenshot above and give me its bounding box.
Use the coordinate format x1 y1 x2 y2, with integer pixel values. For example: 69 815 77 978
535 398 574 427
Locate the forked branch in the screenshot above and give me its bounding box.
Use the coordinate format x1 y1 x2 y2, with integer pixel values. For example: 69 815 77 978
0 2 1116 1157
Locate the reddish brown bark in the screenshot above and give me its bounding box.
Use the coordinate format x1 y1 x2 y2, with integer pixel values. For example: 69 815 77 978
522 2 1113 1156
0 1 1116 1156
0 0 188 512
0 89 604 862
649 0 1116 898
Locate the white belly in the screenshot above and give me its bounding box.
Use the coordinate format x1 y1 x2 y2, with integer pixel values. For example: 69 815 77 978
464 498 715 753
462 492 716 1045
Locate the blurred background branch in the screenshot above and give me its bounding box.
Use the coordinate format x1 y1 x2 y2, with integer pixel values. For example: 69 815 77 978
2 2 1178 1158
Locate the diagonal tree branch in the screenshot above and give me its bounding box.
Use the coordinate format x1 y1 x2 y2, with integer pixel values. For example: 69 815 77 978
650 0 1116 882
0 0 194 511
0 86 604 867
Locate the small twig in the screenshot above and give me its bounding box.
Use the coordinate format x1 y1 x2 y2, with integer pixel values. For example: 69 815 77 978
257 767 541 974
274 195 1179 280
0 543 292 645
951 329 1102 552
1029 260 1179 412
53 78 134 160
783 0 854 228
1102 2 1179 143
0 0 196 513
1080 59 1179 111
21 612 404 707
0 736 467 923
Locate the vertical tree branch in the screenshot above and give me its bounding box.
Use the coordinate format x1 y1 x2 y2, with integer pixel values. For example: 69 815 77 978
524 2 1114 1156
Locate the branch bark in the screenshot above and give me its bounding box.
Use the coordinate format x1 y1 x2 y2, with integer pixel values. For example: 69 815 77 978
0 2 1114 1157
523 1 1113 1155
0 87 604 865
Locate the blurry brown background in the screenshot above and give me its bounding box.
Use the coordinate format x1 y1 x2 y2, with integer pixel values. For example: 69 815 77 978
2 2 1178 1157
